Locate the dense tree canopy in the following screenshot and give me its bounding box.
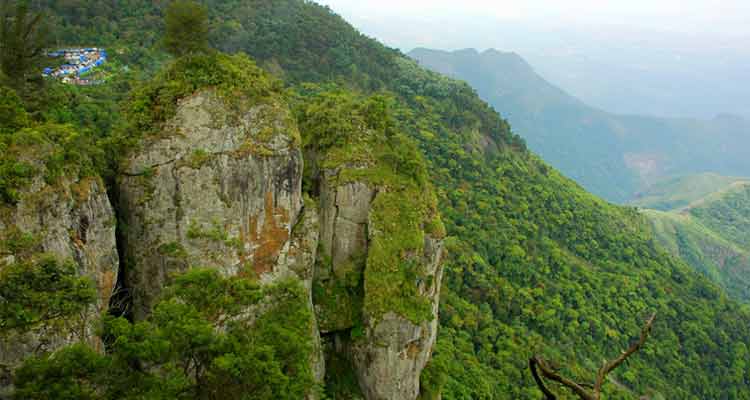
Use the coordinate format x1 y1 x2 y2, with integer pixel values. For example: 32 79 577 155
0 255 95 334
13 269 317 400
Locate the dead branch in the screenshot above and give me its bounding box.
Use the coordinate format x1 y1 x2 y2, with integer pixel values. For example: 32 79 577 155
529 357 557 400
531 356 595 400
594 312 656 394
530 312 656 400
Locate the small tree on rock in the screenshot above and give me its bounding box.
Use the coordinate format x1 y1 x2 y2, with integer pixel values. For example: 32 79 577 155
163 0 210 57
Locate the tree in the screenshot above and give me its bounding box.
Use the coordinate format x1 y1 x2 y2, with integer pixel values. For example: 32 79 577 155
13 269 317 400
163 0 210 57
0 255 96 334
529 313 656 400
0 1 49 90
0 85 29 133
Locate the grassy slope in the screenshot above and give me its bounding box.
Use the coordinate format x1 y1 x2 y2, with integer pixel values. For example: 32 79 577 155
632 173 750 211
689 182 750 248
644 209 750 302
643 182 750 303
34 1 750 399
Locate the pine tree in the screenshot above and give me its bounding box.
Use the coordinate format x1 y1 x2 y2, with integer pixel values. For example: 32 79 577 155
163 0 210 57
0 1 48 90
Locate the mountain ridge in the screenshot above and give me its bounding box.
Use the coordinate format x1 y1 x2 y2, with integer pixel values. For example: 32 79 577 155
409 47 750 203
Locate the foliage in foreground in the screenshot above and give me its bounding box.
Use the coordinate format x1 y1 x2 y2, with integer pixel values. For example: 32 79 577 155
13 269 316 400
0 255 95 334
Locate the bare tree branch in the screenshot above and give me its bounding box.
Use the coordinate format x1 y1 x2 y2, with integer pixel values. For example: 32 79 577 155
532 356 595 400
594 312 656 394
529 312 656 400
529 357 557 400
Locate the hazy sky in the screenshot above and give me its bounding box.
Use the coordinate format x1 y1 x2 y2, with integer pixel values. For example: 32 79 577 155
318 0 750 43
316 0 750 119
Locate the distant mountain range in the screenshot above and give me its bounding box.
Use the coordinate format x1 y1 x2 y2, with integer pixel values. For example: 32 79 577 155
409 48 750 203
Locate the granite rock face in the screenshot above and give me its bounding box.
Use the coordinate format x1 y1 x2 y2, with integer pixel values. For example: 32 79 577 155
0 160 118 396
118 90 303 318
351 234 444 400
314 165 445 400
117 89 325 396
315 172 376 333
275 201 326 392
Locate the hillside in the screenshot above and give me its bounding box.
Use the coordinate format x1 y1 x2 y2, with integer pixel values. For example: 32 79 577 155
6 1 750 399
632 173 750 211
409 48 750 204
689 182 750 249
644 208 750 302
640 179 750 302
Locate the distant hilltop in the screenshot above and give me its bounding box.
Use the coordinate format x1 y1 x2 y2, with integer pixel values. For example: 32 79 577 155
42 47 108 85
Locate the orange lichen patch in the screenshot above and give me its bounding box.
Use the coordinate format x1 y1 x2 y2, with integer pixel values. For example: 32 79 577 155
71 177 96 203
244 191 290 275
98 270 116 311
406 341 421 359
73 237 85 249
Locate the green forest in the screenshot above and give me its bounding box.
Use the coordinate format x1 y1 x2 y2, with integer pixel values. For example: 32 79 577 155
2 1 750 399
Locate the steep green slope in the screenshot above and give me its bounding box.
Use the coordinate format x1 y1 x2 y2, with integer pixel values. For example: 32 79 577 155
28 2 750 399
645 209 750 302
690 183 750 249
409 48 750 204
642 181 750 302
632 173 750 211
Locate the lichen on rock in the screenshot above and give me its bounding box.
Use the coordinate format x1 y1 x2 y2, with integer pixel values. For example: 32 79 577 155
117 54 325 397
119 87 304 318
0 125 118 395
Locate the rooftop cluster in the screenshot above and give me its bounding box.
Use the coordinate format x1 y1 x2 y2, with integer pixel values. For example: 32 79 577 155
42 47 107 85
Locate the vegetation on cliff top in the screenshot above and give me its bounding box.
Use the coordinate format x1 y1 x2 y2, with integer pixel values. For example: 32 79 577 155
297 88 442 325
124 52 281 137
0 113 99 204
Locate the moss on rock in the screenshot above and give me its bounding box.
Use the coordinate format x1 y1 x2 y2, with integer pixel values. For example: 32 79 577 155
126 52 282 137
299 89 444 325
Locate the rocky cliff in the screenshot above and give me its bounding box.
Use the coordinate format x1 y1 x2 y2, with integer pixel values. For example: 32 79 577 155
0 127 118 395
118 89 305 318
117 68 445 398
300 92 446 399
118 84 326 395
2 54 444 400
